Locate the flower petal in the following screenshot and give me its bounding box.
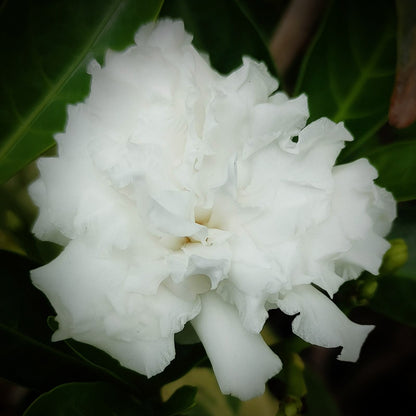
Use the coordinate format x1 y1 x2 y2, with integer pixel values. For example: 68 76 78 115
191 292 282 400
71 329 176 378
278 285 374 362
31 239 200 376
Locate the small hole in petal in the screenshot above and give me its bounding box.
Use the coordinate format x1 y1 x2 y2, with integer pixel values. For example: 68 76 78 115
291 136 299 143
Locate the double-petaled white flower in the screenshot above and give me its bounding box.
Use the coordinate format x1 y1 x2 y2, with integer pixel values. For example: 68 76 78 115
29 20 396 400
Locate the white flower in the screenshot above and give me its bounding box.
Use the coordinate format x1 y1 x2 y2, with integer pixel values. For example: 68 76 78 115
29 20 396 400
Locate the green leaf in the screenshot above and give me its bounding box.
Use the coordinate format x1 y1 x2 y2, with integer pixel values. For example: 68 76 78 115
160 0 276 75
0 0 163 184
304 368 340 416
162 385 197 416
366 141 416 201
370 205 416 326
294 0 396 161
372 273 416 327
0 250 101 389
23 382 148 416
237 0 290 40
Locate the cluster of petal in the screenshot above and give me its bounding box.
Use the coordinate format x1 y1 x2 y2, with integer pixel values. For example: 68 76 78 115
29 20 396 400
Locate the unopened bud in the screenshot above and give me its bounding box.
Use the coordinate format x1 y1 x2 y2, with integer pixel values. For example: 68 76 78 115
285 402 298 416
360 279 378 300
380 239 408 275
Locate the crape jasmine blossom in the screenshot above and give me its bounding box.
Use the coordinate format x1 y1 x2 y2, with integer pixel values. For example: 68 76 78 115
29 20 396 400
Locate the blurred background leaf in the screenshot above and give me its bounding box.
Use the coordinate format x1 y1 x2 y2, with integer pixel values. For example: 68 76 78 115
23 382 148 416
303 368 340 416
366 141 416 201
162 367 279 416
0 166 61 261
0 0 163 184
294 0 396 162
160 0 276 76
161 385 197 416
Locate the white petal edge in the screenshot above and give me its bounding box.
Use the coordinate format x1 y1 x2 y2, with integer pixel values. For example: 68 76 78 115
278 285 374 362
68 330 175 378
191 292 282 400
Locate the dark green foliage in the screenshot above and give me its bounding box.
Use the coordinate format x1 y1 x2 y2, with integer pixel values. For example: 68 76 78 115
160 0 276 76
23 382 150 416
295 0 397 162
367 141 416 201
0 0 163 183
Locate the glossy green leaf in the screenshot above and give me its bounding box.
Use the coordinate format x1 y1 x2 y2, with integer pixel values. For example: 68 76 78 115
162 385 197 416
367 141 416 201
24 382 148 416
160 0 276 75
0 250 101 389
294 0 396 161
371 205 416 326
0 0 163 184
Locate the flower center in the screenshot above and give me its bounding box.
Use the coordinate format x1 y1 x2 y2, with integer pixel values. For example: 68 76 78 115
194 206 212 227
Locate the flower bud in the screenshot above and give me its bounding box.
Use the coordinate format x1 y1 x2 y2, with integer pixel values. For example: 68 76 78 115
380 238 408 275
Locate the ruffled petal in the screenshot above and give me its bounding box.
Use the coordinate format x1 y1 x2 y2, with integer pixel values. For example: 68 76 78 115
243 94 309 158
288 118 353 188
278 285 374 361
32 239 200 376
70 329 176 378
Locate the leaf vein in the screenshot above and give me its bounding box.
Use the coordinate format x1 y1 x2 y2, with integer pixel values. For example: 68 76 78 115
332 31 393 122
0 0 124 164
